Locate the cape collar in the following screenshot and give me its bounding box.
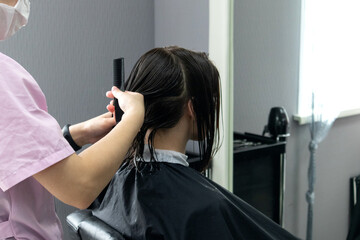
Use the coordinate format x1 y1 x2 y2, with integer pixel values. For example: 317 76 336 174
139 147 189 167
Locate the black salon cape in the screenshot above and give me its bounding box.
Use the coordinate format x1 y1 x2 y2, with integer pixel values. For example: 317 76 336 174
91 161 299 240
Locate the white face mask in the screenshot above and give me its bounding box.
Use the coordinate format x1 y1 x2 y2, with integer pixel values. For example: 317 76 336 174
0 0 30 41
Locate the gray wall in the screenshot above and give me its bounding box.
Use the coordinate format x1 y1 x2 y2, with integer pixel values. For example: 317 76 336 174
154 0 209 52
234 0 360 239
0 1 154 239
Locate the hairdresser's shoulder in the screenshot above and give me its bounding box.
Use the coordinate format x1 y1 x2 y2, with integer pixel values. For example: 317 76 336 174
0 51 25 71
0 51 14 63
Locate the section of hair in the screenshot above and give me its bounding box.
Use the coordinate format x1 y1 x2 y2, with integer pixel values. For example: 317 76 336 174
124 46 220 172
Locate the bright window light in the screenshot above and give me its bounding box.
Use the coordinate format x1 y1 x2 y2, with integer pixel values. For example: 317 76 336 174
298 0 360 120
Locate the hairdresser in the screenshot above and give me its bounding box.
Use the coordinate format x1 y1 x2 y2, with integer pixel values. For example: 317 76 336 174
0 0 144 239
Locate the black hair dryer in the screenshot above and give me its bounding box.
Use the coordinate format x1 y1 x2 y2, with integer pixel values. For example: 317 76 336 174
263 107 290 141
113 58 125 124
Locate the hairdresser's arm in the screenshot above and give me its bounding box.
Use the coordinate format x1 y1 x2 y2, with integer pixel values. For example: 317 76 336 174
0 0 17 7
68 112 116 147
34 88 144 209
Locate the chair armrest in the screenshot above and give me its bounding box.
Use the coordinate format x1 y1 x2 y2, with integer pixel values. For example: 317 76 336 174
66 210 125 240
66 210 93 240
78 215 125 240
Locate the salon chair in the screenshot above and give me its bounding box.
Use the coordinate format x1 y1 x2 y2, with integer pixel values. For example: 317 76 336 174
66 209 125 240
66 156 206 239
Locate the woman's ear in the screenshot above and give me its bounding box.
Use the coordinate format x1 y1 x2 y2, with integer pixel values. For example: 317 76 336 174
187 99 195 119
187 99 198 140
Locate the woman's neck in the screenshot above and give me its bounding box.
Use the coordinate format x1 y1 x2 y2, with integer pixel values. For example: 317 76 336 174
144 116 191 154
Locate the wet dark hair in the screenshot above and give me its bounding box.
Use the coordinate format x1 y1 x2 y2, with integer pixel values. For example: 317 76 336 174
124 46 220 172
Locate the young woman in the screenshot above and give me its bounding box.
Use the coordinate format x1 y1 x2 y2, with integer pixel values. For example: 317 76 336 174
94 46 299 240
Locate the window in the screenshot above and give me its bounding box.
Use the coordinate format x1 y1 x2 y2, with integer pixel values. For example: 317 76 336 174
296 0 360 124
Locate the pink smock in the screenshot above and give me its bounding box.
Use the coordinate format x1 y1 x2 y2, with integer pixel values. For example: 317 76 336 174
0 52 75 239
